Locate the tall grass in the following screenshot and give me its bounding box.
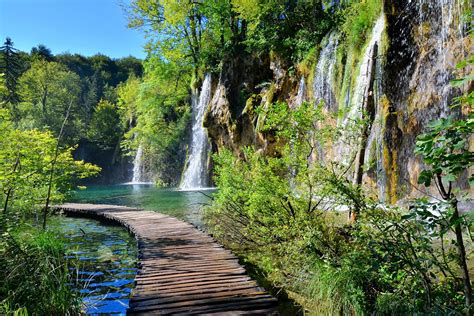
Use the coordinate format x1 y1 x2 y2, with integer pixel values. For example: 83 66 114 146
0 229 82 315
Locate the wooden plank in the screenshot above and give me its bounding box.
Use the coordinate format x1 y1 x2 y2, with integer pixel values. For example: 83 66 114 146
133 281 259 295
56 203 278 315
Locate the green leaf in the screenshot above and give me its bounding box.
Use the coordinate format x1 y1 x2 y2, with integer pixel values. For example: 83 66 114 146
450 75 474 87
443 173 456 183
418 170 433 187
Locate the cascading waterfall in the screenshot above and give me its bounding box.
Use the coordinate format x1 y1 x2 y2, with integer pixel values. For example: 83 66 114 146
180 74 212 190
332 14 385 169
378 0 468 200
347 14 385 121
313 33 339 111
364 42 387 200
311 32 339 163
293 77 306 108
131 143 146 183
413 0 465 117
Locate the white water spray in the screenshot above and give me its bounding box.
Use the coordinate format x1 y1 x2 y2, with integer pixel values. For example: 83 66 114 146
129 143 150 184
313 33 339 110
292 77 306 108
180 74 212 190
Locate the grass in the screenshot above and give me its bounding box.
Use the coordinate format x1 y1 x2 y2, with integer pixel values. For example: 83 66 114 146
0 227 82 315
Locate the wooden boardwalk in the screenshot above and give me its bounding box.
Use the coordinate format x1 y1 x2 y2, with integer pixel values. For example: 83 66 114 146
58 203 278 315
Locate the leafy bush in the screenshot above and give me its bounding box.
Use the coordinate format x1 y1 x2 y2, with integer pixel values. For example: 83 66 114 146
0 108 99 314
412 53 474 313
206 101 471 314
0 109 100 216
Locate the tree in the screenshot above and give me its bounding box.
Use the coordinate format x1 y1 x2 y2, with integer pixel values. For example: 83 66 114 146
88 99 123 150
0 109 100 217
0 73 6 97
30 44 54 62
414 54 473 314
0 38 22 119
18 60 84 144
116 56 144 81
128 0 204 65
120 58 191 185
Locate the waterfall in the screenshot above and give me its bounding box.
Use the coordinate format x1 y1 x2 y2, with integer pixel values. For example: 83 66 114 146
348 14 385 121
313 33 338 111
331 14 385 167
309 33 339 162
180 74 212 190
292 77 306 108
130 143 147 184
364 42 387 201
412 0 465 117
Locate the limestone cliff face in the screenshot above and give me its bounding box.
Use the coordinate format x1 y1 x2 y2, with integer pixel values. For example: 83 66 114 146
382 0 472 202
203 0 472 203
204 54 293 155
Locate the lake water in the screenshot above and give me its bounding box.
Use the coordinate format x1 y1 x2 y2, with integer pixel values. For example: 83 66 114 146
47 216 137 315
70 184 214 228
52 184 214 314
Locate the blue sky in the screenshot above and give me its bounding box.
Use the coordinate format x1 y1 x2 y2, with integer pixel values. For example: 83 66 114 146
0 0 146 59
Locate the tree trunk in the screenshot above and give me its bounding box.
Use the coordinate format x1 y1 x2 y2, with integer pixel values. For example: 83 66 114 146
3 154 20 214
451 199 473 315
43 101 72 229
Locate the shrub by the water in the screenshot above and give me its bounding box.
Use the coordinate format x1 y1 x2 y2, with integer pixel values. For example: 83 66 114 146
0 108 99 313
0 228 81 315
205 101 472 314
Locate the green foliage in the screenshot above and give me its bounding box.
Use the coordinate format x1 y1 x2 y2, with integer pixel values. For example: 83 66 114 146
128 0 337 67
207 101 470 314
30 44 54 62
0 37 23 120
415 50 473 194
415 116 474 187
117 74 141 129
0 109 100 215
340 0 383 51
0 38 22 104
123 57 191 185
128 0 206 64
88 99 123 150
0 108 98 314
18 60 83 144
0 229 81 315
413 52 474 313
0 303 28 316
240 0 337 61
0 73 6 97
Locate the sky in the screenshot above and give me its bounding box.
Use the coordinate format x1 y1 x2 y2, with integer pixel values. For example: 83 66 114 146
0 0 147 59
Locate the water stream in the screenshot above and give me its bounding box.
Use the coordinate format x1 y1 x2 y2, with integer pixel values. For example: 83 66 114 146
346 14 385 122
412 0 465 117
180 74 212 190
292 76 306 108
